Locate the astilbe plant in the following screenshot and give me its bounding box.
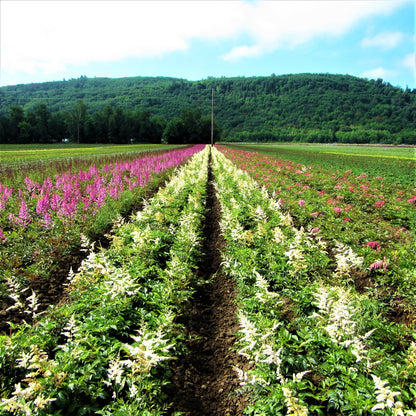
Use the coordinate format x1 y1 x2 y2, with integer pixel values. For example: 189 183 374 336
0 145 209 415
0 146 203 316
212 145 416 415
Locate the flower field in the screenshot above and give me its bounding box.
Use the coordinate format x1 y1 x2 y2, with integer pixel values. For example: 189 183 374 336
0 143 415 415
0 145 196 329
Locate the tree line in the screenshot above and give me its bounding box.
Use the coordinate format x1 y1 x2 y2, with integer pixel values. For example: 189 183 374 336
1 73 415 144
0 101 221 145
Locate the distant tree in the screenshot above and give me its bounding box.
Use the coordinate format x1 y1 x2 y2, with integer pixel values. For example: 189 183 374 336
163 107 221 144
9 106 24 142
163 116 185 144
34 103 51 142
49 112 69 141
72 100 87 143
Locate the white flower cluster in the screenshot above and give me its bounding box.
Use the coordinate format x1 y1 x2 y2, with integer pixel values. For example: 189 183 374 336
254 270 279 303
5 278 43 322
1 345 59 415
284 228 314 277
282 387 309 416
333 240 363 280
371 375 415 415
102 326 175 400
310 284 375 364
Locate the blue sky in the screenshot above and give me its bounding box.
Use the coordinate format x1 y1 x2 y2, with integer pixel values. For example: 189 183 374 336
1 0 414 89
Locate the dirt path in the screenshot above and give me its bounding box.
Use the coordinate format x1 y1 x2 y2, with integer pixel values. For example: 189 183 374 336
165 156 251 416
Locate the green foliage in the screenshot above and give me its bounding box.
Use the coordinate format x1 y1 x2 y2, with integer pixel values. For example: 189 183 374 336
162 107 221 144
1 74 415 144
0 146 209 415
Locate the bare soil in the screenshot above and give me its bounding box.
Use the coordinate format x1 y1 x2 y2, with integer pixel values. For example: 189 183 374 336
165 157 251 416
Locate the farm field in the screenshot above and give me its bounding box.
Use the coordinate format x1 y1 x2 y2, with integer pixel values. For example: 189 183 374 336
0 143 415 415
229 143 416 186
0 144 183 185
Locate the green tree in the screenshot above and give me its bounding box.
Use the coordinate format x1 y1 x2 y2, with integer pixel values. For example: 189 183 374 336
72 100 87 143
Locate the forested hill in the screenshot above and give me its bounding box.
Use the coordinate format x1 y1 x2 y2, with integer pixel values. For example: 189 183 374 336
1 73 415 143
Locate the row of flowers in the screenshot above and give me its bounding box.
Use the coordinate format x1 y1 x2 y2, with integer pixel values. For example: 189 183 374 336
0 146 201 320
217 145 416 318
211 146 416 415
0 146 195 233
0 145 209 415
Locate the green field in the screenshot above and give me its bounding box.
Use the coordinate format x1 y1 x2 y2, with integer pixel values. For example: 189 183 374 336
0 143 180 164
229 143 416 186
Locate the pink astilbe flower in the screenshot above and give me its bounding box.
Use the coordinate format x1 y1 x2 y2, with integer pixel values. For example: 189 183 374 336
298 199 306 207
407 196 416 204
310 211 320 217
0 185 13 212
364 241 381 252
16 199 31 227
374 200 385 208
36 193 50 215
0 228 6 242
42 212 54 229
370 257 388 272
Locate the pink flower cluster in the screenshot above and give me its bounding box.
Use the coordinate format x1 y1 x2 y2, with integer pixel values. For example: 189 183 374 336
1 146 203 235
364 241 381 252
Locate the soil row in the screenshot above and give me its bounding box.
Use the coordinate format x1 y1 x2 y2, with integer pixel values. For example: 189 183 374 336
165 156 250 415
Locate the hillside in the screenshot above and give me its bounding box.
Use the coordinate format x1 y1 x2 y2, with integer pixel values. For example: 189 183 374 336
1 73 415 143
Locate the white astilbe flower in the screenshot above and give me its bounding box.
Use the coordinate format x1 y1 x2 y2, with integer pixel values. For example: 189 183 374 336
2 345 58 414
371 375 403 414
292 371 310 383
129 383 139 398
131 224 152 249
103 270 139 300
284 228 316 276
405 342 416 375
25 290 42 320
259 345 286 383
284 246 307 276
254 270 279 303
273 227 286 244
61 314 79 342
6 277 27 312
282 387 308 416
280 212 294 227
124 329 174 373
310 285 375 364
77 249 113 277
80 233 94 252
333 241 363 280
103 357 125 388
253 205 268 223
237 311 259 358
234 366 268 386
269 197 282 212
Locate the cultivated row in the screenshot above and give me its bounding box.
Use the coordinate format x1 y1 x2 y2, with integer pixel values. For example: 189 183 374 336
0 145 209 415
212 146 416 415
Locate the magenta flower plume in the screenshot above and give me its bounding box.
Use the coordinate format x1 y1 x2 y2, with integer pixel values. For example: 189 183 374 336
364 241 381 252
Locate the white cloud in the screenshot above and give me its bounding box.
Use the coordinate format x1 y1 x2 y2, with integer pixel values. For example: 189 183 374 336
223 1 407 61
1 1 247 74
361 32 405 50
400 52 416 70
361 67 397 80
222 45 262 61
0 0 409 74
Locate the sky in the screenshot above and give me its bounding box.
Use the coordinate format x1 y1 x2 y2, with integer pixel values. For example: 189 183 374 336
1 0 415 89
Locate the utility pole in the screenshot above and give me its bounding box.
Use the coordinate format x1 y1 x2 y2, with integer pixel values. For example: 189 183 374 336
211 88 214 147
